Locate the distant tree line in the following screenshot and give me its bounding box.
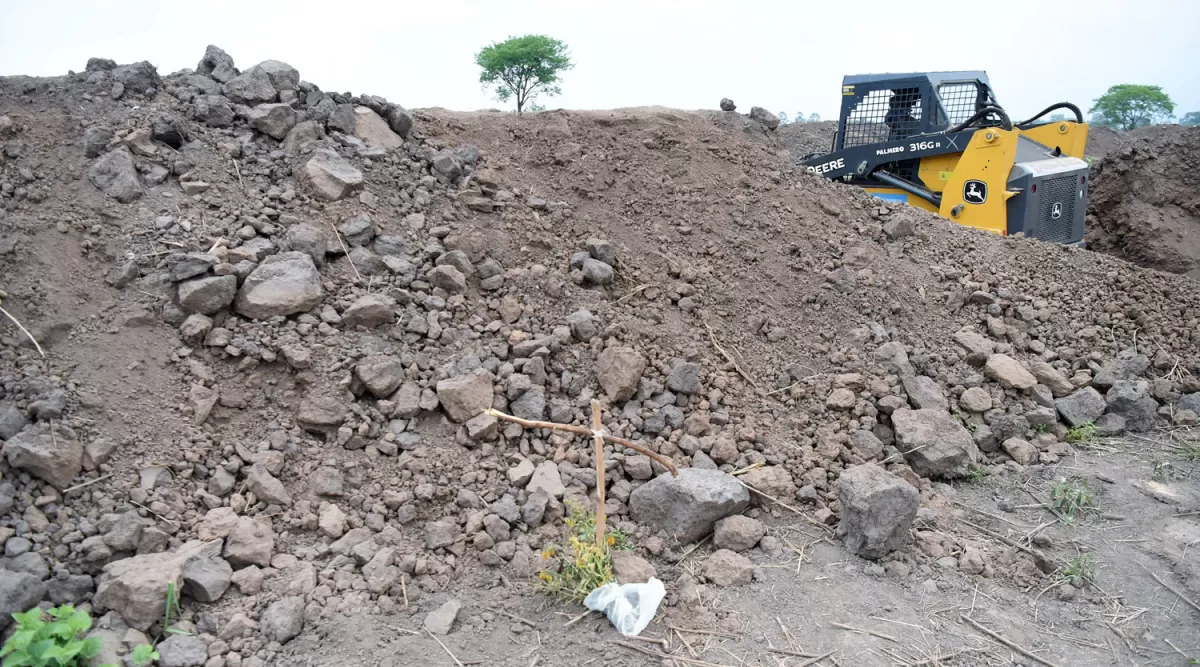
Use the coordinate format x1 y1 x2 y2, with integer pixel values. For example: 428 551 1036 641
776 112 821 126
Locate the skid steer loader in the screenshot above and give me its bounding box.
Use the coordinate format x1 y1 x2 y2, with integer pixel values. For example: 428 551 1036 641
800 72 1089 245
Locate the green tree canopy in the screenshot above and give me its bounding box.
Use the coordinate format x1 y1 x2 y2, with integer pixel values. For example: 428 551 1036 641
777 111 790 125
1090 84 1175 131
475 35 573 113
1181 111 1200 126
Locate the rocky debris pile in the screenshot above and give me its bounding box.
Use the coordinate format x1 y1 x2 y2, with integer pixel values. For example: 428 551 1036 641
2 45 1200 664
1085 125 1200 279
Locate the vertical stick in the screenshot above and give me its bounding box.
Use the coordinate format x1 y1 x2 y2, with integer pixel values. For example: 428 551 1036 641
591 400 607 549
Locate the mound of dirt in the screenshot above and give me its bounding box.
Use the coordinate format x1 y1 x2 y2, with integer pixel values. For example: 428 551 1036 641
1085 125 1200 277
775 120 837 158
1 47 1199 666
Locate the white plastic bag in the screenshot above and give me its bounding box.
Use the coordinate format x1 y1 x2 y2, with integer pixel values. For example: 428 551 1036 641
583 577 666 637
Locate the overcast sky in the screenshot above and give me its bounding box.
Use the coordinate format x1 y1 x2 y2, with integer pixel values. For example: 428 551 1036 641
2 0 1197 122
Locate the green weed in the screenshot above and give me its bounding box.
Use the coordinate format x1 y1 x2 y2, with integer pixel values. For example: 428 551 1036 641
1066 423 1098 444
537 502 632 602
0 605 102 667
1051 477 1098 520
1172 440 1200 462
130 644 159 667
967 467 990 482
1057 553 1098 588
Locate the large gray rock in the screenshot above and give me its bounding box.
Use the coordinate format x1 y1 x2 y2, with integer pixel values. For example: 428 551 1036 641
0 402 28 440
1029 360 1074 397
353 107 403 149
112 61 160 94
1180 392 1200 415
193 95 235 128
1105 380 1158 432
88 147 142 203
435 370 493 423
157 634 208 667
177 275 237 315
221 68 276 105
261 596 305 644
304 149 364 201
890 408 978 479
95 542 214 631
749 107 780 130
83 126 114 158
280 222 329 266
296 395 346 434
837 464 918 559
902 373 947 411
343 294 396 329
197 45 238 83
235 252 323 319
3 428 82 489
248 103 297 140
356 355 404 398
668 362 702 395
630 469 750 544
424 599 461 636
984 354 1037 390
1055 387 1106 427
595 347 644 402
223 517 274 568
0 570 47 630
428 265 467 293
251 60 300 92
1093 355 1150 389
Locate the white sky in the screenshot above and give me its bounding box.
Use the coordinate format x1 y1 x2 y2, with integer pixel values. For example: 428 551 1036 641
2 0 1197 122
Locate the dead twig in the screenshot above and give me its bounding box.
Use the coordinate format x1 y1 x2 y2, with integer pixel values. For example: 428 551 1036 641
1138 562 1200 614
765 647 820 659
427 629 465 667
950 500 1031 529
0 304 45 358
830 622 896 643
704 322 758 389
63 474 114 494
329 222 363 282
960 615 1062 667
615 283 653 303
786 651 835 667
563 610 594 627
232 159 244 188
668 625 738 639
128 500 179 529
738 480 834 534
383 624 420 635
491 608 538 628
487 408 678 476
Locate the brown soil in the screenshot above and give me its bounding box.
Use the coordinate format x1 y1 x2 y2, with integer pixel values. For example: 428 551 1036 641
1 53 1198 667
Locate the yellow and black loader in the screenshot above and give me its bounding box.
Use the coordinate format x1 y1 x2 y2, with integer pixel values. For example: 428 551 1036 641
800 72 1089 245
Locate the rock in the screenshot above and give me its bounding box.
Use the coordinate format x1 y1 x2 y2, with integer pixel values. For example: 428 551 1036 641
281 223 329 266
221 68 276 105
261 597 305 644
424 600 461 636
1093 355 1150 389
436 370 494 423
1025 406 1057 428
959 387 992 413
849 430 884 460
181 557 231 603
193 95 234 127
510 387 546 420
902 374 947 411
95 544 212 631
234 252 323 319
1179 392 1200 415
527 461 565 499
586 238 617 266
668 362 702 395
353 107 403 148
890 408 978 479
197 45 238 82
1055 387 1106 427
508 460 536 487
883 217 915 240
428 265 468 293
0 402 28 440
749 107 780 130
197 507 239 542
223 517 274 568
0 570 47 630
826 388 856 409
83 126 114 158
112 61 160 94
595 347 645 402
230 567 263 596
740 466 797 506
3 428 82 489
1094 412 1126 435
296 395 345 434
245 464 291 506
356 355 404 398
720 98 736 111
251 60 299 91
1105 380 1158 432
167 253 218 282
47 574 95 605
581 258 614 285
151 114 188 148
342 294 396 328
984 354 1037 390
304 149 364 201
837 464 918 559
629 469 750 544
88 147 142 203
363 548 399 593
157 635 208 667
424 521 460 550
704 549 754 586
713 515 766 552
567 309 599 342
1029 361 1074 397
318 504 346 538
177 275 237 315
1002 438 1038 466
610 551 657 584
248 103 297 140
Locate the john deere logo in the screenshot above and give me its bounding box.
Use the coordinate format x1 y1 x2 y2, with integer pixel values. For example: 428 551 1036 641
1050 202 1063 220
963 180 987 204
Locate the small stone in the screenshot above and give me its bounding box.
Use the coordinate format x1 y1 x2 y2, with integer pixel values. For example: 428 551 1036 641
527 461 566 499
595 347 645 402
668 362 702 395
838 464 918 559
704 549 754 586
959 387 992 413
984 354 1037 390
157 635 208 667
424 600 461 636
610 551 657 584
223 517 274 568
1055 387 1106 427
318 504 347 539
261 597 305 644
567 309 600 342
826 388 856 410
181 558 232 603
581 259 614 286
713 515 766 552
436 370 494 423
1002 438 1038 466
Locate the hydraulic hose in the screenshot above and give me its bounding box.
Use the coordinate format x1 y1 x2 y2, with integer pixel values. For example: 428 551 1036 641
947 106 1013 133
1015 102 1085 128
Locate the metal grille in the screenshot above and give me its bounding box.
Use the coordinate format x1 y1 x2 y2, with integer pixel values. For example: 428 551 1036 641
936 83 983 124
1039 176 1077 243
844 88 923 148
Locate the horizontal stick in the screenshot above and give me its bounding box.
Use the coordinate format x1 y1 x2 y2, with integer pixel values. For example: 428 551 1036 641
486 408 677 476
960 615 1061 667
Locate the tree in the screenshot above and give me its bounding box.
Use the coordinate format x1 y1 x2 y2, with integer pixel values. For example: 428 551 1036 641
1181 111 1200 126
475 35 573 114
777 112 789 125
808 113 821 123
1089 84 1175 131
1048 113 1067 122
